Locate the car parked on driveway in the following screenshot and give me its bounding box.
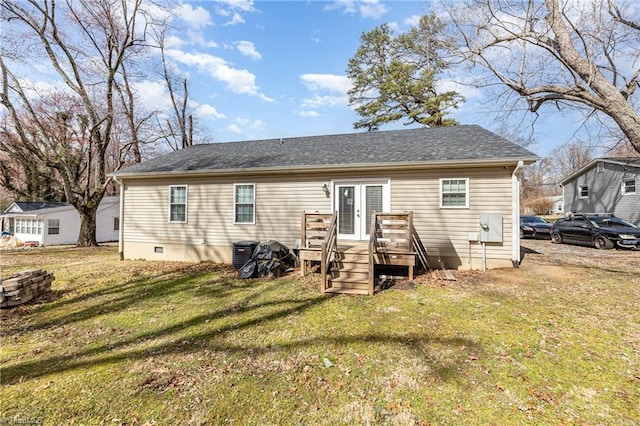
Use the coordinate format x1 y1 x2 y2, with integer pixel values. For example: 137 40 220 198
519 215 553 239
550 213 640 249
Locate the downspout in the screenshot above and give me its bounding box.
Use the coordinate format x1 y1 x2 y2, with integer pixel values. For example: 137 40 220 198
113 176 125 261
512 161 524 267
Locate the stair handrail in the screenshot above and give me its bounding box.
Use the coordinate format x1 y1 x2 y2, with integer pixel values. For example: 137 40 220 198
411 223 430 272
320 212 338 291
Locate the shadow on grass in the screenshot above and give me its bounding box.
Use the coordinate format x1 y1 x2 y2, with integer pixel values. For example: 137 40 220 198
1 277 482 386
5 263 244 335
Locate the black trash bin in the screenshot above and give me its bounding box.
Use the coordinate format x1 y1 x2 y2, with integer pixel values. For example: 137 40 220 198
233 241 259 270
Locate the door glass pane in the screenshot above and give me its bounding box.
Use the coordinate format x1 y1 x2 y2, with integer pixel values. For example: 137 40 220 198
338 186 355 234
365 185 383 233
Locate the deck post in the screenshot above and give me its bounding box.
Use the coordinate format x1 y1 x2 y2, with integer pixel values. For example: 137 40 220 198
368 212 377 296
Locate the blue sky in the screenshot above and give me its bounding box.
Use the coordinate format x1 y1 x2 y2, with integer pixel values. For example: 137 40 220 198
141 0 590 157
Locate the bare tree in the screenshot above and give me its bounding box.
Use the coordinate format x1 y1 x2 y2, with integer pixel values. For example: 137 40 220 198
519 157 557 213
0 0 162 246
549 140 595 182
448 0 640 154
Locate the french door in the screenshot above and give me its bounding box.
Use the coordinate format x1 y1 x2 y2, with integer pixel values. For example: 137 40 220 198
334 180 389 240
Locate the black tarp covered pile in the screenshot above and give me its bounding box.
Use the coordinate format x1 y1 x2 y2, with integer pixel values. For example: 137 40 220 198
239 240 299 279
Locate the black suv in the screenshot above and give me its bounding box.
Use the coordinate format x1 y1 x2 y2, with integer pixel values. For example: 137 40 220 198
550 213 640 249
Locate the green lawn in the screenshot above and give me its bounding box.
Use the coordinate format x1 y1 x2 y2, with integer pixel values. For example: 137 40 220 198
1 245 638 425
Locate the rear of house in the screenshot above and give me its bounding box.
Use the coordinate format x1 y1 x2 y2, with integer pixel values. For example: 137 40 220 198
113 126 538 271
561 158 640 226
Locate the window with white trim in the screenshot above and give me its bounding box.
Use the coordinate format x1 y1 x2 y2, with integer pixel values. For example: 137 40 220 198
579 185 589 198
622 179 636 195
48 219 60 235
113 217 120 231
169 185 187 223
16 218 43 235
440 178 469 208
234 183 255 224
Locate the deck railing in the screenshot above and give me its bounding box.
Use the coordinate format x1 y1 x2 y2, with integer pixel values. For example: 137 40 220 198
411 224 430 272
368 212 378 295
320 212 338 291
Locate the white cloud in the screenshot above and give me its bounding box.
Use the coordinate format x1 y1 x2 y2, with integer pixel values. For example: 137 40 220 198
325 0 388 19
233 117 264 128
224 12 245 26
217 0 255 12
227 117 264 134
134 80 173 110
359 0 388 19
325 0 356 14
166 49 273 101
404 14 421 27
173 4 212 30
235 41 261 60
227 124 242 133
165 36 186 49
196 104 225 119
300 74 351 93
299 73 351 111
301 95 348 109
436 79 483 100
299 110 319 117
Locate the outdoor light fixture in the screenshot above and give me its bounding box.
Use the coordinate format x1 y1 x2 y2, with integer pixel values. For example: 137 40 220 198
322 183 330 197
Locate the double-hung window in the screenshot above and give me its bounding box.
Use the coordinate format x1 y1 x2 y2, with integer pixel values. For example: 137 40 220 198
234 183 255 224
622 179 636 195
579 185 589 198
169 185 187 223
440 178 469 208
48 219 60 235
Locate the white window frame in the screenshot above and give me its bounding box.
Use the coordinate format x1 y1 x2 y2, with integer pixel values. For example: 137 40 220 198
234 183 256 225
440 178 469 209
48 218 60 235
622 178 636 195
113 217 120 231
168 185 188 223
579 185 589 198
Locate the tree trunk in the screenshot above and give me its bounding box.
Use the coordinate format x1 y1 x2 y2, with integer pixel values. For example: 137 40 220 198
76 205 98 247
605 98 640 154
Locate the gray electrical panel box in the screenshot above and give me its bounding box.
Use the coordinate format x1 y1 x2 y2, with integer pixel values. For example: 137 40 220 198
479 212 503 243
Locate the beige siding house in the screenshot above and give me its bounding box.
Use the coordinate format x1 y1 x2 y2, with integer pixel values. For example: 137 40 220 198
112 126 538 271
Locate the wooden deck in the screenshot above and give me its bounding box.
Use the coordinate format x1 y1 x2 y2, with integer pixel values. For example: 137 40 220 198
299 211 429 295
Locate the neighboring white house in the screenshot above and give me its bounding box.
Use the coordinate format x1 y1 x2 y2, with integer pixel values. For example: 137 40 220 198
549 195 563 215
1 196 120 246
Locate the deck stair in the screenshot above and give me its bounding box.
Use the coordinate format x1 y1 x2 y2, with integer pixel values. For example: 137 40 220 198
325 245 370 295
300 211 429 295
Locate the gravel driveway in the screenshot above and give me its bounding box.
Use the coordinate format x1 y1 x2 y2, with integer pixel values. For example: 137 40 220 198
520 238 640 274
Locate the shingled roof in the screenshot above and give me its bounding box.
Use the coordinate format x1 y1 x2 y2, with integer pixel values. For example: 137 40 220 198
9 202 70 213
560 157 640 184
113 125 538 177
